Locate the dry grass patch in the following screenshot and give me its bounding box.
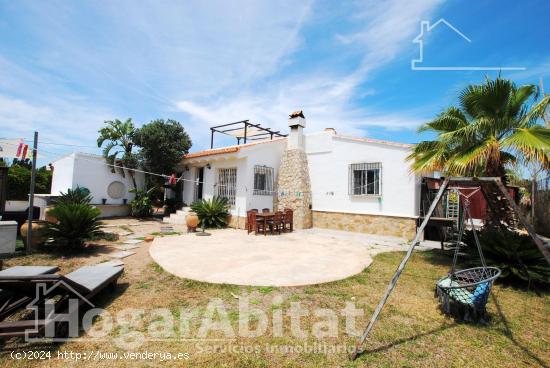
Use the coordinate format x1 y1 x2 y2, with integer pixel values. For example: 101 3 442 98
0 243 548 367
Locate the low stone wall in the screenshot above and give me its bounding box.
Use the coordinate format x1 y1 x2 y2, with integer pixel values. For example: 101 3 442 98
95 204 131 218
312 210 417 239
228 215 247 230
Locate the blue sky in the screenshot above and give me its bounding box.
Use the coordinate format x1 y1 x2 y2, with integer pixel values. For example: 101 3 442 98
0 0 549 163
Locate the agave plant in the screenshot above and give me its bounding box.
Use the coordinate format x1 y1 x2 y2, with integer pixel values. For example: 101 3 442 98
463 229 550 285
190 196 230 229
45 203 102 247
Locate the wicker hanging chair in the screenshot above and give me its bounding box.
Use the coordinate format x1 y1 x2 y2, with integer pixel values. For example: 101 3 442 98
435 188 501 322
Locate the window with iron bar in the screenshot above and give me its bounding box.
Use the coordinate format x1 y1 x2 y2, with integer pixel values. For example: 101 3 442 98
216 167 237 205
253 165 274 195
348 162 382 196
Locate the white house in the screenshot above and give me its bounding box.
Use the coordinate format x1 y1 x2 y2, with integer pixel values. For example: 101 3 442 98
178 111 421 238
178 138 286 229
50 152 145 218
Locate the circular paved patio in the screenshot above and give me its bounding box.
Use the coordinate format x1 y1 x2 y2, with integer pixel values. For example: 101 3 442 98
149 229 374 286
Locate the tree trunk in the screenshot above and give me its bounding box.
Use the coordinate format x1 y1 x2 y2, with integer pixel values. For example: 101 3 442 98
130 171 137 189
531 176 536 223
483 162 516 230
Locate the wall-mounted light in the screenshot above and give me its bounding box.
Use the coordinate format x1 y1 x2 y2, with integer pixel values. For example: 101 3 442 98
206 163 211 170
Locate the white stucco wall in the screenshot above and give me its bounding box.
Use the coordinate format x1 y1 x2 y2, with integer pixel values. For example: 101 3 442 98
50 152 145 205
181 134 420 220
306 132 420 218
50 154 75 196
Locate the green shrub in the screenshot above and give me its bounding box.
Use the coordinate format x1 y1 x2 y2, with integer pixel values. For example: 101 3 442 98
129 188 155 217
190 196 230 229
45 203 102 247
53 186 92 205
464 229 550 285
7 164 52 200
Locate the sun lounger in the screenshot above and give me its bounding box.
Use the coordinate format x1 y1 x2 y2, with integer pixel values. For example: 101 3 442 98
0 264 123 339
0 266 59 320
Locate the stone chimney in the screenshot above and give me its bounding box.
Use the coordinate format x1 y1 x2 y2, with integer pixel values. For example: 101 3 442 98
276 110 312 229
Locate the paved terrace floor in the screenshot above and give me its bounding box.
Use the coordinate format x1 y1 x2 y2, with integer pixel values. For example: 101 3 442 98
149 228 439 287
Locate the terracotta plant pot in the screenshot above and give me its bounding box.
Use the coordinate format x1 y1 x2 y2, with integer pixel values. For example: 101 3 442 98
44 206 57 223
145 235 154 242
20 221 46 249
186 212 199 232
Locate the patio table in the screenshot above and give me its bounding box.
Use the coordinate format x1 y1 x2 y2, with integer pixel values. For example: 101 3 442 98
255 212 274 235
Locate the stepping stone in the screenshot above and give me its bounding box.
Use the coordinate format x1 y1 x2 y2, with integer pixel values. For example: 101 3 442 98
123 239 143 245
118 231 133 236
109 251 136 259
97 260 124 267
113 245 140 251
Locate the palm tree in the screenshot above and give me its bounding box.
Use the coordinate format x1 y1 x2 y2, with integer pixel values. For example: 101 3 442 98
97 118 138 188
408 77 550 227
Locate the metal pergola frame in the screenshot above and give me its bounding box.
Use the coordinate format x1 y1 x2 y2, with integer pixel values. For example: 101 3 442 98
351 176 550 360
209 120 287 149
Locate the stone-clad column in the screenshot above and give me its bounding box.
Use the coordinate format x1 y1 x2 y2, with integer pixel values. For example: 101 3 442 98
276 110 312 229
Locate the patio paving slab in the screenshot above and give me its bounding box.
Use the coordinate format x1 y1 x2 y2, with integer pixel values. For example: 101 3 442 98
123 239 143 245
113 245 140 251
109 251 136 259
97 260 125 267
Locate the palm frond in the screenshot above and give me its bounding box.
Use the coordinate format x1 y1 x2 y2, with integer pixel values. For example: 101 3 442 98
418 107 468 133
447 138 498 175
502 126 550 167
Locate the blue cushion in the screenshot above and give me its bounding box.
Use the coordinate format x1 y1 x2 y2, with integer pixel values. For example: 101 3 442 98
437 277 473 304
470 282 490 306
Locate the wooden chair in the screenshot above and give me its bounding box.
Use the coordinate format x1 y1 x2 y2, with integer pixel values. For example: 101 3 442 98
283 209 293 232
262 208 270 213
246 211 256 234
248 210 267 235
269 211 284 235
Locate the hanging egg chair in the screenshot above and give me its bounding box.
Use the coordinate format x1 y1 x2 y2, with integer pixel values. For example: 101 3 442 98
435 188 501 322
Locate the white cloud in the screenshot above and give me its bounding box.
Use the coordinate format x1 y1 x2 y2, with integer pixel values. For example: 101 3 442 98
1 0 442 154
176 0 443 147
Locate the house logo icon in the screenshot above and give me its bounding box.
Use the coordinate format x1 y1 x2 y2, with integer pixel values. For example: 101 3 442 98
24 281 95 341
411 18 526 71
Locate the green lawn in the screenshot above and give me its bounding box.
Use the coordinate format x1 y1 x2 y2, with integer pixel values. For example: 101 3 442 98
0 248 548 367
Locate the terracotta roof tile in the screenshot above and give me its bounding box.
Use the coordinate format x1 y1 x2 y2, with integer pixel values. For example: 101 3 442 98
183 137 286 159
184 146 239 159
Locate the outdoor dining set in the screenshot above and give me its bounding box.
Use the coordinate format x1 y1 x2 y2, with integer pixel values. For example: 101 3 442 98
246 208 293 235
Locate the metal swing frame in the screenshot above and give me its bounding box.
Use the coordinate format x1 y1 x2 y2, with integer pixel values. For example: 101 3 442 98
351 176 550 360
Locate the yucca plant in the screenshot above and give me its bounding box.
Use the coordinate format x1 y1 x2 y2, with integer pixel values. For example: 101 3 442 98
190 196 230 229
45 203 103 247
463 229 550 285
